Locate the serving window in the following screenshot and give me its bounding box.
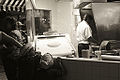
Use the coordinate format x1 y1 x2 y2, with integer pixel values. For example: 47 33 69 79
34 9 51 35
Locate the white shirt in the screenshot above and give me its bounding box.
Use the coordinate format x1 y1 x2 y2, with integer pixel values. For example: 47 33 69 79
76 20 92 44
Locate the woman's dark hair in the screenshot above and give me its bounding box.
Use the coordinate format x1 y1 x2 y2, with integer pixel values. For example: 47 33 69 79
0 11 7 18
81 13 92 22
5 16 17 30
6 16 16 26
79 9 92 21
0 16 17 34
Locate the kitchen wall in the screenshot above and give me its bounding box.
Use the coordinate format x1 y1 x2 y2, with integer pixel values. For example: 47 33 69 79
26 0 78 56
55 1 78 56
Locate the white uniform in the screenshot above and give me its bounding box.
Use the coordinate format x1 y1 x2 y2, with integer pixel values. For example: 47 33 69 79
76 20 92 44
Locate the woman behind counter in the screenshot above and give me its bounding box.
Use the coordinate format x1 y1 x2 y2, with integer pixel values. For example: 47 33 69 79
76 13 98 58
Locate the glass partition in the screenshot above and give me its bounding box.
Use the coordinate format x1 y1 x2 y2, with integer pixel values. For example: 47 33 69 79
26 9 51 42
34 9 51 35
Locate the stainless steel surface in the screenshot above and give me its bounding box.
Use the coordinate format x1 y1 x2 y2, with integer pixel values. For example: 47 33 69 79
101 55 120 61
92 3 120 42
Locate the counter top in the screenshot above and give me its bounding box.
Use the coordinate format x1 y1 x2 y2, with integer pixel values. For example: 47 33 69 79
55 56 120 64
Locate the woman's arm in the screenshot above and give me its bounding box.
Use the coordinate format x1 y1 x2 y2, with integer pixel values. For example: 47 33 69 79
0 31 23 48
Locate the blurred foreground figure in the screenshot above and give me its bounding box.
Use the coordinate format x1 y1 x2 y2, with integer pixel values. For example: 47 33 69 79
0 16 24 80
0 31 23 80
19 43 65 80
0 31 64 80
